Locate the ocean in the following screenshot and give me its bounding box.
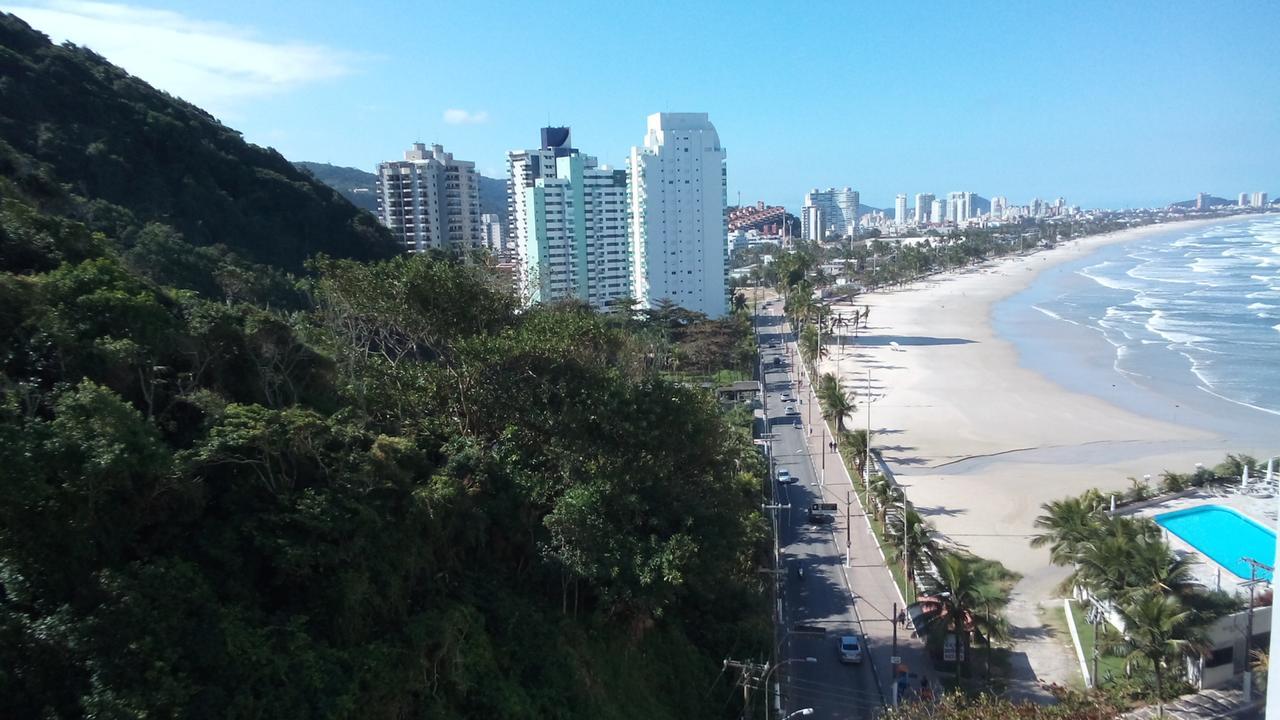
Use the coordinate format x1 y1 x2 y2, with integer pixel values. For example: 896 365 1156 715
994 215 1280 448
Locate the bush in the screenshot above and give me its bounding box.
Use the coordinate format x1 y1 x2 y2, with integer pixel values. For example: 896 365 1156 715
1159 470 1190 494
1124 477 1152 503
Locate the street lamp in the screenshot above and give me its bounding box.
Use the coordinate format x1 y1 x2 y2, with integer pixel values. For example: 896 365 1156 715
783 710 815 719
764 657 817 718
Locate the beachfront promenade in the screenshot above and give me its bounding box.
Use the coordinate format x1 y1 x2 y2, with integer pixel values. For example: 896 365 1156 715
760 302 935 717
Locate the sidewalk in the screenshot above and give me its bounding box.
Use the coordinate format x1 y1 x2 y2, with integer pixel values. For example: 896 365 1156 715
787 321 938 702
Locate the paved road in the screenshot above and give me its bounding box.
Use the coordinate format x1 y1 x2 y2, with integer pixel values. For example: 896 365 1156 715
756 301 935 719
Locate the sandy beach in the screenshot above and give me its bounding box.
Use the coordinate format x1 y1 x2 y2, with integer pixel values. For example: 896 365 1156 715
815 217 1276 689
819 218 1254 576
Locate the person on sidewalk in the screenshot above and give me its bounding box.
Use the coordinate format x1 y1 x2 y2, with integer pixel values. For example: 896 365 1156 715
897 609 907 628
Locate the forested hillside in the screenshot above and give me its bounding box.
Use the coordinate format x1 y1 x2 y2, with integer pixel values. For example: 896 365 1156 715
0 14 394 272
295 161 378 213
0 11 769 719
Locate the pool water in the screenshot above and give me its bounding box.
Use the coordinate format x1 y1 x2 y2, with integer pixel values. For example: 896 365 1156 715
1154 505 1275 581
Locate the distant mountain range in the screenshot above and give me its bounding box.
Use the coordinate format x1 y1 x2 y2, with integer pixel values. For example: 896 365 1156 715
295 161 508 219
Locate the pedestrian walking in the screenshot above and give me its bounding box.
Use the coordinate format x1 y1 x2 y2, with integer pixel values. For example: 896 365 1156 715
897 609 907 628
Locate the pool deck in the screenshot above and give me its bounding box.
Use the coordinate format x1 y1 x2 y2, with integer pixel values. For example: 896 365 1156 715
1118 489 1277 595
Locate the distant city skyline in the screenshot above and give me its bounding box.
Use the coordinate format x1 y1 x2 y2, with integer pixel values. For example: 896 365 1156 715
8 0 1279 209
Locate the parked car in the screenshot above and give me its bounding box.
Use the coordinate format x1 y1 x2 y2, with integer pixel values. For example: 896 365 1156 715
838 635 863 664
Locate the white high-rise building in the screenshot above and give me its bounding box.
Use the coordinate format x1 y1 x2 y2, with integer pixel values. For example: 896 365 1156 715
930 198 943 225
1252 192 1269 208
894 194 908 225
628 112 728 318
375 143 482 252
945 191 974 224
914 193 935 224
802 187 860 239
802 205 824 242
991 196 1007 219
480 213 504 252
507 127 577 253
1240 193 1250 207
516 152 631 309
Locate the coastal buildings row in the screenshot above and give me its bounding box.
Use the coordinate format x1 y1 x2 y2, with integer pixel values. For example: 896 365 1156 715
867 191 1076 229
801 187 859 241
1239 191 1269 208
375 114 729 318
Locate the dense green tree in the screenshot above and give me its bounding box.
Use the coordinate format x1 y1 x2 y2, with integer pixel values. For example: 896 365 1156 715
1106 592 1209 716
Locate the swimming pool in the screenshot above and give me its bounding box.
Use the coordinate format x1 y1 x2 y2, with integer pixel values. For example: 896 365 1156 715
1154 505 1275 581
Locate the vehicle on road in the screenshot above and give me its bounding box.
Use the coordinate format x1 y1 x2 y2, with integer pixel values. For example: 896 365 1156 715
779 392 792 402
767 340 779 348
838 635 863 664
776 469 796 485
793 417 802 428
773 357 783 367
785 405 799 416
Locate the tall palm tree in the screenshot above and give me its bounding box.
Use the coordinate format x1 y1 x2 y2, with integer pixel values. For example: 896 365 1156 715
817 372 856 432
839 428 869 479
886 507 940 594
868 473 893 523
1107 591 1209 717
1030 495 1105 566
916 552 1010 682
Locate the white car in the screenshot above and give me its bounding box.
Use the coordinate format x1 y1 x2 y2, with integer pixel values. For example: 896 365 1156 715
776 469 797 485
779 392 792 402
785 405 799 416
839 635 863 664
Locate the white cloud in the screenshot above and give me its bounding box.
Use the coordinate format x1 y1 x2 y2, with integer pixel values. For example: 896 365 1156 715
442 108 489 125
7 1 356 115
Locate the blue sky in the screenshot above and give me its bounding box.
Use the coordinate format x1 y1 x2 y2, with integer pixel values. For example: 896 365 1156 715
10 0 1280 210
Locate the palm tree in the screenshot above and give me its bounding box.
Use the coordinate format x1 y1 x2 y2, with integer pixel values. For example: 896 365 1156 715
1071 517 1190 602
1107 591 1209 716
1030 495 1105 566
839 428 869 480
868 473 893 523
916 552 1010 682
1251 649 1269 692
886 507 940 594
817 372 856 432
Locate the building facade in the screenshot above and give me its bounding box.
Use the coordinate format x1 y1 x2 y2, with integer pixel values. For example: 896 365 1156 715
802 187 860 239
914 193 935 224
375 143 483 252
507 127 578 254
517 153 631 309
894 194 907 225
628 112 728 318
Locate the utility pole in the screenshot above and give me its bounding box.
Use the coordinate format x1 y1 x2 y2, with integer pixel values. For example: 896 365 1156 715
723 658 765 720
864 369 872 489
892 601 899 660
1242 556 1273 702
846 489 852 567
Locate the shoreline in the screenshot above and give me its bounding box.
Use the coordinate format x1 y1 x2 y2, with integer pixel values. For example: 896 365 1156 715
815 214 1275 689
818 216 1260 575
